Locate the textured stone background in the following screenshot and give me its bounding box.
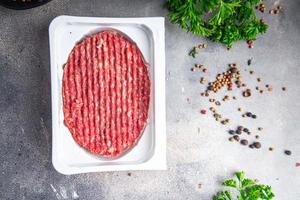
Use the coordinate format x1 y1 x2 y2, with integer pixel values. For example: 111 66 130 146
0 0 299 199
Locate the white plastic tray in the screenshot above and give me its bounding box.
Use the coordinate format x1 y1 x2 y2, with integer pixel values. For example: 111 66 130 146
49 15 166 175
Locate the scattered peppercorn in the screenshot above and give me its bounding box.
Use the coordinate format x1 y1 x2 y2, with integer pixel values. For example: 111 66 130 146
233 135 240 141
257 3 266 13
258 127 263 131
200 77 205 84
284 150 292 156
246 112 252 117
243 89 252 97
221 120 229 125
206 65 242 93
200 109 207 114
229 68 237 74
269 147 274 151
127 172 132 176
207 85 213 90
247 40 254 48
282 87 286 91
214 113 221 118
198 183 203 189
198 43 207 49
247 59 252 66
243 128 249 133
229 63 237 67
237 126 243 131
267 86 273 92
270 6 282 15
241 139 249 145
253 142 261 149
195 64 203 68
236 129 242 135
198 60 277 152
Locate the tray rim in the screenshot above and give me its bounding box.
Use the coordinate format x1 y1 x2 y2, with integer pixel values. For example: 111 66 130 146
49 15 166 174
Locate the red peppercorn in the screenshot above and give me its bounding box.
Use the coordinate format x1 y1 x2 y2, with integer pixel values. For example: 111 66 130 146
200 109 207 114
247 40 253 45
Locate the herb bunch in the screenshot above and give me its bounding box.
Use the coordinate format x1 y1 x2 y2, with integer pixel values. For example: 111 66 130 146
165 0 268 47
213 171 275 200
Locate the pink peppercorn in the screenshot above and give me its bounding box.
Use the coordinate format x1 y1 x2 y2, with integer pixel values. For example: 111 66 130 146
200 109 207 114
247 40 253 45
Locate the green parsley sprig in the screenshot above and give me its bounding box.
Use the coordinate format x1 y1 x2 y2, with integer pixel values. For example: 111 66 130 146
213 171 275 200
189 46 198 58
165 0 268 48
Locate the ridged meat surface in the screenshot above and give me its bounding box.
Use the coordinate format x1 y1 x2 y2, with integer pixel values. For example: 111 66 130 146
62 30 150 158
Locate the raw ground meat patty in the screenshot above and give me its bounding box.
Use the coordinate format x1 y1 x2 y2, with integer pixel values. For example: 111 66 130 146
62 30 150 158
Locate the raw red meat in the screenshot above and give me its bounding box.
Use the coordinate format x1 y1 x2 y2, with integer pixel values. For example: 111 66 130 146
62 30 150 158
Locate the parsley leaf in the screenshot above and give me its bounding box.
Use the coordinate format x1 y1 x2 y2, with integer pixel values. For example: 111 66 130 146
240 185 275 200
223 179 238 188
209 1 241 26
235 171 245 182
241 178 255 188
165 0 268 47
213 171 275 200
188 47 198 58
213 191 233 200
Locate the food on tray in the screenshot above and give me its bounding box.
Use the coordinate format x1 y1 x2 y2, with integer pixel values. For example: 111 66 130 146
62 30 150 158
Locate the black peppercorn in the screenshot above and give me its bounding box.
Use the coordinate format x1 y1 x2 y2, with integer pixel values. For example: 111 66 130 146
284 150 292 156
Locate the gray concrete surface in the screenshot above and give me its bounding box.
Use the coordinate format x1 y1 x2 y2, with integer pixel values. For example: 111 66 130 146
0 0 299 199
